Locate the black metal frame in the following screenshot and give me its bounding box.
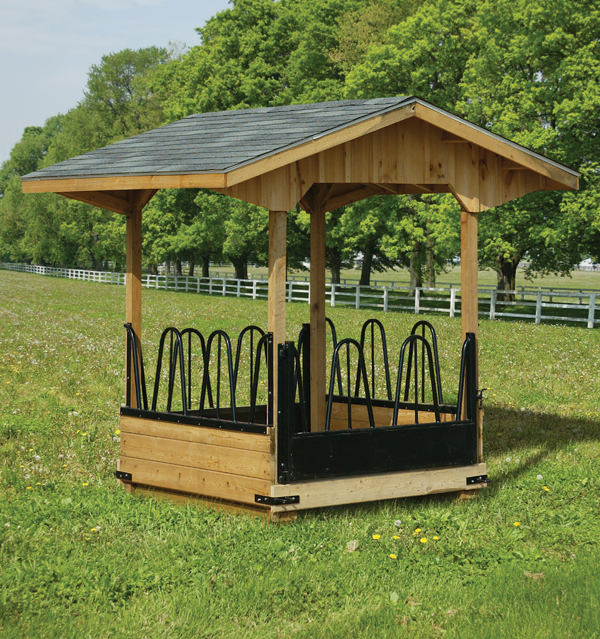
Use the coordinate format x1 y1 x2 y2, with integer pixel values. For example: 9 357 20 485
277 327 479 483
122 324 273 433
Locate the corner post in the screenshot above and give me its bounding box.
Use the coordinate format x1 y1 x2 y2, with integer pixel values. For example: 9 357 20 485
126 203 143 408
268 210 287 432
310 205 327 432
460 208 482 460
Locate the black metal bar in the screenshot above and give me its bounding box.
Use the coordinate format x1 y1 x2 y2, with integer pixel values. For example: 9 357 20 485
393 334 441 426
115 471 132 481
293 345 309 434
276 342 296 483
325 339 375 431
326 317 343 395
456 334 475 422
234 325 266 399
410 320 444 404
356 319 392 400
180 328 213 410
200 330 237 422
255 494 299 505
151 327 188 416
123 323 148 410
298 324 311 431
248 332 271 425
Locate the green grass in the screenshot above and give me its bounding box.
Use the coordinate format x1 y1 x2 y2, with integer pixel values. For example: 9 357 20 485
1 271 599 638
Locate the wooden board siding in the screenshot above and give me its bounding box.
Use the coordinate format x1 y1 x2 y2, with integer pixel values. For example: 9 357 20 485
328 403 453 431
271 462 487 511
119 415 273 505
119 457 271 506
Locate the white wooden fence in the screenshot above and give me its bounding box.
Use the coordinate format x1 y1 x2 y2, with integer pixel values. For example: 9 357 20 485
1 262 597 328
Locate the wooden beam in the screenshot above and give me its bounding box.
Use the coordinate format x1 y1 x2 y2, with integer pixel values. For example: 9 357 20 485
22 172 226 195
270 463 487 511
126 199 143 407
57 190 131 215
310 196 327 432
268 210 287 462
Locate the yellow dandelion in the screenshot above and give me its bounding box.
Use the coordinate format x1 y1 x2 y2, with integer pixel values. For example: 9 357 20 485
415 528 421 533
543 486 550 492
26 486 32 490
20 465 24 468
389 554 397 559
82 432 87 436
514 522 520 527
29 449 33 452
433 536 439 540
83 483 89 487
36 482 41 485
420 538 427 544
63 464 67 468
91 528 96 532
372 534 381 540
393 535 400 540
115 430 120 435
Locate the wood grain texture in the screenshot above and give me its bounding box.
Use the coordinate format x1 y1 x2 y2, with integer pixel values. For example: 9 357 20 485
310 203 327 431
120 415 271 452
119 456 271 505
270 463 487 511
121 431 272 480
125 206 142 407
22 173 226 193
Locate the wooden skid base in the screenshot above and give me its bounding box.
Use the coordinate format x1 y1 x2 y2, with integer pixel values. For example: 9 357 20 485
270 463 487 512
125 484 297 523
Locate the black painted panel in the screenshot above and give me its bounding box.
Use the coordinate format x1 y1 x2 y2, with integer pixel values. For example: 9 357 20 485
287 420 477 481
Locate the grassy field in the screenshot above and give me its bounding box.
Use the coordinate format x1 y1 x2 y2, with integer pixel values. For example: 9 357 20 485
1 270 599 638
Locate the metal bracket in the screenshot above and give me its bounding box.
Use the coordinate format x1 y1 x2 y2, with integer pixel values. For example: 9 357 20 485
255 494 299 506
115 470 132 482
466 474 489 485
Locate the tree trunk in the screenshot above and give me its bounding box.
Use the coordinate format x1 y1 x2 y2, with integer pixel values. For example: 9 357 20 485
148 263 158 275
425 229 435 288
201 255 210 279
359 242 375 286
328 248 342 284
232 259 248 280
409 243 423 293
188 262 195 277
165 259 171 275
496 253 520 302
175 260 182 276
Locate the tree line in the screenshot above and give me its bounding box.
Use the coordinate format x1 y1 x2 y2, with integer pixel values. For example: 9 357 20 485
1 0 599 296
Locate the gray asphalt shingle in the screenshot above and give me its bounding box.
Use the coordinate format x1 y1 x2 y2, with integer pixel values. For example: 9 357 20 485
22 97 412 181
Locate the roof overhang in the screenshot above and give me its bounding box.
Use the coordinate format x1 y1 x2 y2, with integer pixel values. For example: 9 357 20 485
22 98 579 215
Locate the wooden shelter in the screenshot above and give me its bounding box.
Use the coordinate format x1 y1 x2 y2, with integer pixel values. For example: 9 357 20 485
22 97 578 520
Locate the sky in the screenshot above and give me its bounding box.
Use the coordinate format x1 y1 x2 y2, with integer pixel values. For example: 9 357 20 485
0 0 231 164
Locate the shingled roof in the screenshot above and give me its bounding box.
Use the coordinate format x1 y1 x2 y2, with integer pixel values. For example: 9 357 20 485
23 97 418 181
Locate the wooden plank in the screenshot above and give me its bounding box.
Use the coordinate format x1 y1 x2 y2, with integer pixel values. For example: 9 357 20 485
57 190 131 215
120 415 271 453
126 204 142 408
460 209 479 341
21 173 227 194
225 103 416 187
268 210 287 476
414 102 578 189
121 431 272 480
328 403 451 430
129 484 271 518
119 456 271 505
271 462 487 511
310 202 327 432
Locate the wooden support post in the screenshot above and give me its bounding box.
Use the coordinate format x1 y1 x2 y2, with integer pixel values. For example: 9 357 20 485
126 204 142 408
310 206 327 432
460 208 482 460
268 210 287 430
